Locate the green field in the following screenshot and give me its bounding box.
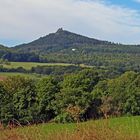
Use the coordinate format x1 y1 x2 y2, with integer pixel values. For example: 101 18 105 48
2 62 93 70
2 62 75 70
0 62 79 78
1 116 140 140
36 116 140 134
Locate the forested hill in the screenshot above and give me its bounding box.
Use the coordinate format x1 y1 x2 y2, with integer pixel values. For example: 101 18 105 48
0 29 140 71
13 28 110 53
0 44 10 58
0 44 8 49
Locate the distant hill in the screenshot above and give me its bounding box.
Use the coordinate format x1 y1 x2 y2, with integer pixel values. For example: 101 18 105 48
0 44 8 49
0 28 140 71
0 44 10 58
13 28 110 53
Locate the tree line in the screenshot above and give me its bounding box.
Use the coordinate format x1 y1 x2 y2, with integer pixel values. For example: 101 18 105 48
0 43 140 72
0 69 140 124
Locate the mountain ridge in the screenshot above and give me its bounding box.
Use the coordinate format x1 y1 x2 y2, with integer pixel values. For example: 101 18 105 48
13 28 111 53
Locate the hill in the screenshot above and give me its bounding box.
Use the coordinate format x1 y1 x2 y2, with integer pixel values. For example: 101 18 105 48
13 28 110 53
0 44 6 49
0 28 140 71
0 44 10 58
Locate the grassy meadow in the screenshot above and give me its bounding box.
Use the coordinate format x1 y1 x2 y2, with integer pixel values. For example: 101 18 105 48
1 116 140 140
0 62 93 79
0 62 76 79
2 62 93 70
2 62 75 70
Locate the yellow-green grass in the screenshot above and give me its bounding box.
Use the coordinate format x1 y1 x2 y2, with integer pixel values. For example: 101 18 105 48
2 62 75 70
35 116 140 134
0 116 140 140
88 116 140 135
2 62 94 70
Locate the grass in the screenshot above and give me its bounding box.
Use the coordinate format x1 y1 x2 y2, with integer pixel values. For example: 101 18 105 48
0 116 140 140
2 62 75 70
2 62 93 70
106 116 140 134
0 62 94 80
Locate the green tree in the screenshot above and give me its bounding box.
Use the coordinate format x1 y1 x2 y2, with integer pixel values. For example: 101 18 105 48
36 76 60 122
62 69 100 92
1 76 37 124
55 88 92 122
0 82 14 124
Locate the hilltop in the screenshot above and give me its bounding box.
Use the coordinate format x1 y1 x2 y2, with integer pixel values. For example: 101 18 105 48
13 28 110 53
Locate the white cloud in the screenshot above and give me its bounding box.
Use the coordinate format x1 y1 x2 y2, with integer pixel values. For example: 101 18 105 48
134 0 140 3
0 0 140 46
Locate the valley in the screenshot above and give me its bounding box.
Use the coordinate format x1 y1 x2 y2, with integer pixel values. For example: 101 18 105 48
0 29 140 140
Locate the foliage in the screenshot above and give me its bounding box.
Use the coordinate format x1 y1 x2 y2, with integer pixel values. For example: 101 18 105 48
0 76 37 124
36 76 61 122
0 70 140 124
92 71 140 118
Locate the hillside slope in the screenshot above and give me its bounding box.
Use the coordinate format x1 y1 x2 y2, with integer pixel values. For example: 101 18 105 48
13 28 110 53
0 44 10 58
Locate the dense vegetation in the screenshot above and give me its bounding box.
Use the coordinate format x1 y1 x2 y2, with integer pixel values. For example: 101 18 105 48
0 69 139 124
0 29 140 72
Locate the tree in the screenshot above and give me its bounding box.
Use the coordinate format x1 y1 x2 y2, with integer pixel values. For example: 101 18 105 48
1 76 37 124
0 82 14 124
62 69 100 93
123 75 140 115
36 76 60 122
92 71 140 118
55 88 92 122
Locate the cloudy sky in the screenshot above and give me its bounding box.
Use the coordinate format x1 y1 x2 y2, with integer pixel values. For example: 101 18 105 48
1 0 140 46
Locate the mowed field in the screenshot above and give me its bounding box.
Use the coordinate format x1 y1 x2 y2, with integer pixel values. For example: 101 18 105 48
0 62 76 79
0 62 94 79
2 62 75 70
2 62 93 70
1 116 140 140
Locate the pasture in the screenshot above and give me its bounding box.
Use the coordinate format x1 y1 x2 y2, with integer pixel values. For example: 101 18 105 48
2 62 93 70
2 62 75 70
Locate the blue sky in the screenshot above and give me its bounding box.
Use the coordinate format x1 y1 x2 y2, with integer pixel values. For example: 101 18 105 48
1 0 140 47
108 0 140 10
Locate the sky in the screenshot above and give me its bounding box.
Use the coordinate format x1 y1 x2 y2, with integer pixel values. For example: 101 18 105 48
1 0 140 47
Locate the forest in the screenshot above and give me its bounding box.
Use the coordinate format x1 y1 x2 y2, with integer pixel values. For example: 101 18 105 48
0 69 139 124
